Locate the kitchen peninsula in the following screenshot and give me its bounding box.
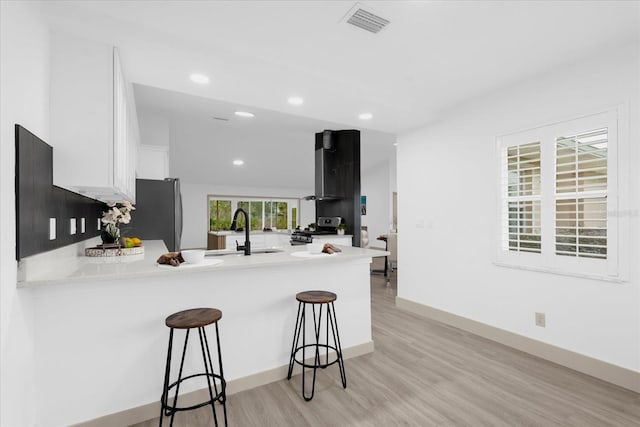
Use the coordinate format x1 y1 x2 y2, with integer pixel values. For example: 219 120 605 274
20 240 383 426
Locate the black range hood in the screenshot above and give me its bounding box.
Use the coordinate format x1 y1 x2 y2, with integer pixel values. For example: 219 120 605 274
313 130 340 200
309 129 361 246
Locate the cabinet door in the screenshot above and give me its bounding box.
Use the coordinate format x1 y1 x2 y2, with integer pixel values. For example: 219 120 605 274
51 32 113 192
264 234 279 248
112 48 128 198
278 234 292 248
50 35 137 202
126 82 139 202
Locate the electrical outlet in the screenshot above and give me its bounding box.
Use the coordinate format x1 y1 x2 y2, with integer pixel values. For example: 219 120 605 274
69 218 77 235
535 312 546 327
80 218 86 234
49 218 56 240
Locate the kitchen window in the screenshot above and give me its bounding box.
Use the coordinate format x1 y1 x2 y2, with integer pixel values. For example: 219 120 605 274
496 108 623 280
209 200 232 231
208 196 300 231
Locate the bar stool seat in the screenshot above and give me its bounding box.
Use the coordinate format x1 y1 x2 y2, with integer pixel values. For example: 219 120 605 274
160 308 227 426
296 290 336 304
287 290 346 401
166 308 222 329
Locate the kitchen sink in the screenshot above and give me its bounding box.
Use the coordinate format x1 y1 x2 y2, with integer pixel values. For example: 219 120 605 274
252 248 285 254
204 248 284 257
205 251 241 257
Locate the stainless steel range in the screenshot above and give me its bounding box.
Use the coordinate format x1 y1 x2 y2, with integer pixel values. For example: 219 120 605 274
290 216 342 245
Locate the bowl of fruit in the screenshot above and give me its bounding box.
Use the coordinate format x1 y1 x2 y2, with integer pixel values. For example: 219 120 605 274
85 237 144 257
122 237 142 248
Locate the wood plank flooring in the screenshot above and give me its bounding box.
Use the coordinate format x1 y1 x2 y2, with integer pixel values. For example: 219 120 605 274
133 272 640 426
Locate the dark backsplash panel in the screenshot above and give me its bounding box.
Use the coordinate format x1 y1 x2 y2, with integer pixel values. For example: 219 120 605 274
15 125 106 260
315 129 361 246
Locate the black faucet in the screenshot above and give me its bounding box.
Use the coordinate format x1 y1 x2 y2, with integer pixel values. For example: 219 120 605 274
230 208 251 255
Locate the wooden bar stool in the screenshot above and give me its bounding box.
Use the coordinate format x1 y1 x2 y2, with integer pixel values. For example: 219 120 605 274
159 308 227 426
287 290 347 401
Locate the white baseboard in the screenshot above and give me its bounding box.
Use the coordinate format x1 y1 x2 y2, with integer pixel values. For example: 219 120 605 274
395 296 640 393
72 341 374 427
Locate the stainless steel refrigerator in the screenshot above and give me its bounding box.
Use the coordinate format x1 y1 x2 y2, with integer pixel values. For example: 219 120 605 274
127 178 183 251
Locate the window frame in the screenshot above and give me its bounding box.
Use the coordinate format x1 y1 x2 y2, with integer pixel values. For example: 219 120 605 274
495 107 624 281
207 194 301 232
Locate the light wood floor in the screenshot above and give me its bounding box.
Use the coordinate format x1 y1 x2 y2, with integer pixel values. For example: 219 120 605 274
134 272 640 426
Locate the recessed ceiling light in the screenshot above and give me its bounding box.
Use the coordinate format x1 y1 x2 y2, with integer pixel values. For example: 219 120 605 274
393 142 398 146
189 73 210 84
288 96 304 106
359 112 373 120
233 159 244 166
234 111 255 118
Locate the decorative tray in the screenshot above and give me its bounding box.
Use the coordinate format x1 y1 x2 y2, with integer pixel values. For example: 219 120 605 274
85 244 144 257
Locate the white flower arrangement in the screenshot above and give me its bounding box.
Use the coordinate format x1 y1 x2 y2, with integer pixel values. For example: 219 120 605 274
101 201 136 242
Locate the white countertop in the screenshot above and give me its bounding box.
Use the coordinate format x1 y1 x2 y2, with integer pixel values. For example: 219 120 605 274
19 240 388 288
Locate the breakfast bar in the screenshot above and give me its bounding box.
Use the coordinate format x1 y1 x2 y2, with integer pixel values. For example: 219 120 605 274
21 241 381 426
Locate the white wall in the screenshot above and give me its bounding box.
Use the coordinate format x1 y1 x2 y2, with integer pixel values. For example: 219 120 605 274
361 160 391 248
137 144 169 180
0 1 50 425
180 182 314 249
397 43 640 371
138 109 169 147
137 110 170 179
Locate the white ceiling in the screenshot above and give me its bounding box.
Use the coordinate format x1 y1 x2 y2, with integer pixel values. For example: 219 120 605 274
40 1 639 187
134 84 396 188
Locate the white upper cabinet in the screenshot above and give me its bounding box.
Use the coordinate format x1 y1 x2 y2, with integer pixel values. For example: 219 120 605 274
51 32 138 203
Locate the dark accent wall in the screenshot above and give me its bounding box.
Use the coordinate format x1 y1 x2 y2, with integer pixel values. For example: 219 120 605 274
315 130 361 246
15 125 106 260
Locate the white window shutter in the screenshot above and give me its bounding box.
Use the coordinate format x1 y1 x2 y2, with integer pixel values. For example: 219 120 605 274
496 108 621 280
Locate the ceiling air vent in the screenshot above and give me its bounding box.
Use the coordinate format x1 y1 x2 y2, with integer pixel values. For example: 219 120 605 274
343 3 390 34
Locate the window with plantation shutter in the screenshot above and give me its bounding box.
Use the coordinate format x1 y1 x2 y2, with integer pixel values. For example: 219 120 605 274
505 142 541 253
496 108 623 280
555 128 608 259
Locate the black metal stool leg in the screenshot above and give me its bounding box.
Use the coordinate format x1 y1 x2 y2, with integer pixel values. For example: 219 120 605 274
287 302 303 380
300 303 310 400
171 329 190 425
312 304 322 370
202 327 220 399
213 322 228 426
302 304 323 401
159 328 174 427
329 302 347 388
325 303 330 367
198 327 219 427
